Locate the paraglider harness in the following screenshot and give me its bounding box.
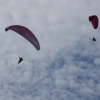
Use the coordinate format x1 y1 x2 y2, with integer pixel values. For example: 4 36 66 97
18 57 23 64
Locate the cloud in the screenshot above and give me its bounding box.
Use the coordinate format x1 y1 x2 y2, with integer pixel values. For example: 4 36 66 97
0 0 99 100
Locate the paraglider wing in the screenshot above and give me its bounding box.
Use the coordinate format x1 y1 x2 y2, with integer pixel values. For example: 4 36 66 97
5 25 40 50
89 15 99 29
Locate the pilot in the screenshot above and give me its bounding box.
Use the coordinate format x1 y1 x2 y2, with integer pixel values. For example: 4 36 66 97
18 57 23 64
93 37 96 41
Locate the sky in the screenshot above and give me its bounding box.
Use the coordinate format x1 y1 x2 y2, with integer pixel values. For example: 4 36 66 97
0 0 100 100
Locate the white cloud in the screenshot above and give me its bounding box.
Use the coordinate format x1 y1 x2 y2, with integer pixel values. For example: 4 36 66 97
0 0 99 100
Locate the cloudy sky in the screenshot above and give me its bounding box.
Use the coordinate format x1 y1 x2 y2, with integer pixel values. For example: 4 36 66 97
0 0 100 100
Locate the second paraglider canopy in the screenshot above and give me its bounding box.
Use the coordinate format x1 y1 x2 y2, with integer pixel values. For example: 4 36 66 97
88 15 99 29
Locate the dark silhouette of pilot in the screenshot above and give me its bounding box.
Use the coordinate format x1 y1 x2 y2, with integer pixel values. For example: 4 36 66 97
93 37 96 41
18 57 23 64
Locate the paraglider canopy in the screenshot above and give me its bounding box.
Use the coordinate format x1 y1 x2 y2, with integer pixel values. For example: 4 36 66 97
89 15 99 29
5 25 40 51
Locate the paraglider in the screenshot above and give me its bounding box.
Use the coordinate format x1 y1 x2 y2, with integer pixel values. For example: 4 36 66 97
93 37 96 41
88 15 99 29
18 57 23 64
5 25 40 51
